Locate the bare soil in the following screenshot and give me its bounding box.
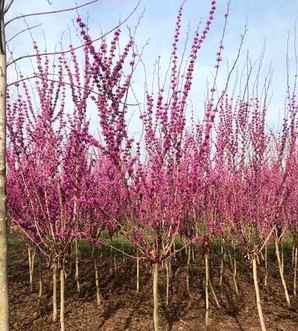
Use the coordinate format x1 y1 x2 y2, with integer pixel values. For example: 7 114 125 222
8 243 298 330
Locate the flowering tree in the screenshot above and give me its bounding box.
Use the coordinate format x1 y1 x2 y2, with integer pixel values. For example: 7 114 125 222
5 1 298 331
0 2 104 329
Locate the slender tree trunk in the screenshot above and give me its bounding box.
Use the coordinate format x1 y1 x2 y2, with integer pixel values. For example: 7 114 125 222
186 246 191 295
165 261 169 306
228 250 239 296
53 261 58 322
94 257 101 306
219 240 224 287
28 247 35 292
264 244 268 287
28 247 32 290
209 280 220 308
75 240 80 293
256 254 260 265
38 255 43 298
152 263 160 331
205 253 209 330
60 265 65 331
0 14 9 328
31 250 36 287
38 274 43 298
233 253 239 295
294 247 297 297
136 253 140 293
275 239 291 306
253 256 266 331
281 242 284 275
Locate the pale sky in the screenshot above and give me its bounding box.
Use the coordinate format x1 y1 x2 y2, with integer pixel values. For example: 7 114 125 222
5 0 298 135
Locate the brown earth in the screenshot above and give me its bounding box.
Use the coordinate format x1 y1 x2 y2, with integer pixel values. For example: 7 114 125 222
8 243 298 330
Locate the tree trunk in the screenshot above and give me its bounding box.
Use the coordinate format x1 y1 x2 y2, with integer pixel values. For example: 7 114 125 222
281 242 284 274
28 247 32 291
165 261 169 306
209 279 220 308
205 253 209 330
275 239 291 306
186 246 191 295
136 254 140 293
75 240 80 293
94 257 101 306
28 247 35 292
228 251 239 296
152 263 160 331
53 261 58 322
264 244 268 287
219 241 224 287
60 265 65 331
0 15 9 327
253 256 266 331
294 247 297 296
38 255 43 298
38 274 43 298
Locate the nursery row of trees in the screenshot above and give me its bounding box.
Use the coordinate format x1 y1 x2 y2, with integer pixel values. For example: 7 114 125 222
4 1 298 330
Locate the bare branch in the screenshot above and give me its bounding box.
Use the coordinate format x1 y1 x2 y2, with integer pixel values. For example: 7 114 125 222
4 0 14 14
5 0 99 27
214 26 247 112
7 0 141 68
7 23 42 43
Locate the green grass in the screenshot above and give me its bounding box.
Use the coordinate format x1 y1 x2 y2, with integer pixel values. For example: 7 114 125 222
7 230 296 262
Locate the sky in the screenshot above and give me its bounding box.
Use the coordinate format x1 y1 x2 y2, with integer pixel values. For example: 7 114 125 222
5 0 298 135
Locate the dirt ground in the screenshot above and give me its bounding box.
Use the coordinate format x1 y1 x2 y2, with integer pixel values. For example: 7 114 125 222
8 243 298 331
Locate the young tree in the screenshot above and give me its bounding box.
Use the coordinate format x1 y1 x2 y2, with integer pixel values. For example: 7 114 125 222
0 1 105 329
